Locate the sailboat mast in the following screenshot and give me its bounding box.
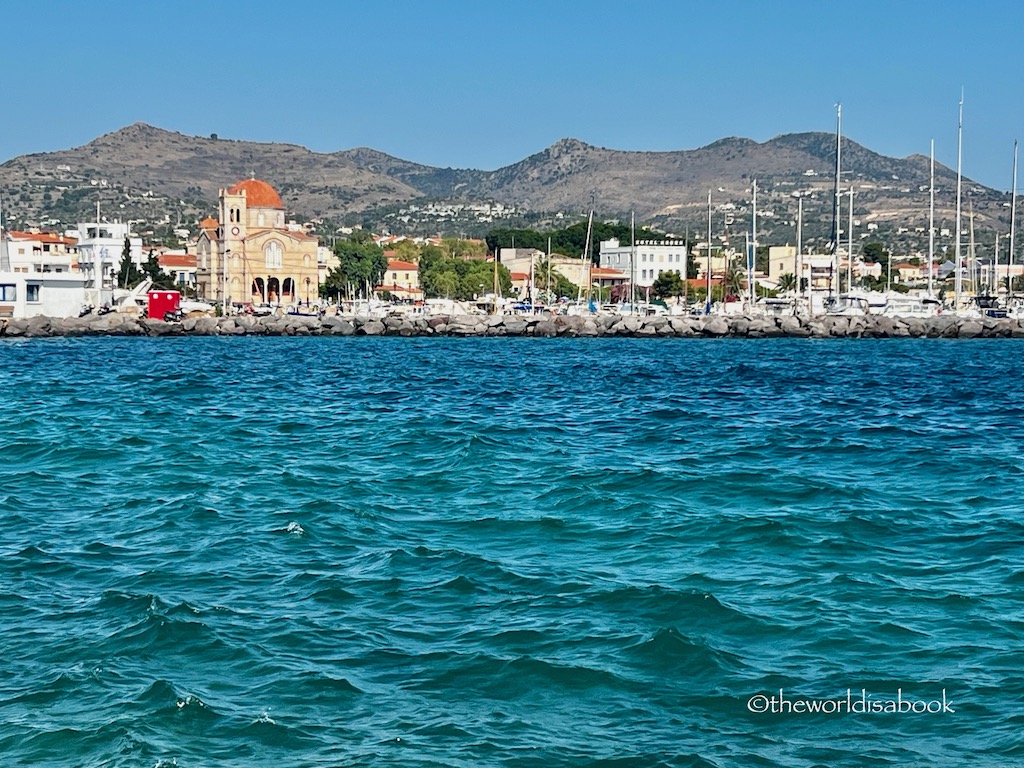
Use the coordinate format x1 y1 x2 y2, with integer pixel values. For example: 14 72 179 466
847 186 854 292
994 232 999 294
750 179 757 305
928 139 935 298
583 207 594 302
0 191 10 272
706 191 712 314
796 195 803 315
954 91 964 310
830 104 842 299
969 203 976 297
1009 141 1018 301
630 211 636 311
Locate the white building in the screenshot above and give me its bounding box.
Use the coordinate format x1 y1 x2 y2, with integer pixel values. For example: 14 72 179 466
0 223 87 318
0 271 89 319
69 221 143 302
6 231 79 273
598 238 688 288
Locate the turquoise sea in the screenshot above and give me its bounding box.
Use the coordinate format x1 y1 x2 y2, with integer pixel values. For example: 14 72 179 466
1 337 1022 767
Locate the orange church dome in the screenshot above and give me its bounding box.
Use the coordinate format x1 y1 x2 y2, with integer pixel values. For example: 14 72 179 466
228 178 283 209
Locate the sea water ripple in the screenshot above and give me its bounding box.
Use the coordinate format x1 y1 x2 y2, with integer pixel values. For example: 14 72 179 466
0 337 1022 767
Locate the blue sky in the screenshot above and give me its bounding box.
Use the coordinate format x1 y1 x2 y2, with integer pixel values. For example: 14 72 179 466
3 0 1021 189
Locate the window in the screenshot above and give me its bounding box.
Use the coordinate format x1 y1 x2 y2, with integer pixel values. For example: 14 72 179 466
0 285 15 301
26 284 40 302
264 241 283 269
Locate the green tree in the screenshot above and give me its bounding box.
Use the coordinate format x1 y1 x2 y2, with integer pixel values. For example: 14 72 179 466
777 273 797 293
420 255 511 300
755 245 770 273
140 249 177 290
323 237 387 298
388 239 421 262
724 262 745 298
862 240 887 264
432 270 459 298
118 237 141 288
651 270 684 299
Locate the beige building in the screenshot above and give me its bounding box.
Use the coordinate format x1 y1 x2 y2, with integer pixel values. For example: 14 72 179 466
498 248 592 290
378 259 423 300
767 245 798 282
196 179 320 307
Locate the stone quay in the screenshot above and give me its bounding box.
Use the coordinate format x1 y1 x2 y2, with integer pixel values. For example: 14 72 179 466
2 312 1022 340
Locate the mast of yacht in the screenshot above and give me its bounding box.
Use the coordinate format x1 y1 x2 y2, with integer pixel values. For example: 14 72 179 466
546 236 552 301
847 186 854 293
0 192 10 271
706 191 713 314
749 179 757 306
582 206 594 304
928 139 935 298
829 103 842 299
994 232 1000 296
1009 142 1018 303
629 211 636 311
954 91 964 311
796 195 803 315
968 204 976 297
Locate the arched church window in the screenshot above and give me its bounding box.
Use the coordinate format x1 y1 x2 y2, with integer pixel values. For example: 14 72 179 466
264 241 283 269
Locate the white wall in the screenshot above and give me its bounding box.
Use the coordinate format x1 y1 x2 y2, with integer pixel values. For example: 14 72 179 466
0 272 88 318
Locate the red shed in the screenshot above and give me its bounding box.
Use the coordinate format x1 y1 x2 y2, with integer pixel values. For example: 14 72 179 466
148 290 181 319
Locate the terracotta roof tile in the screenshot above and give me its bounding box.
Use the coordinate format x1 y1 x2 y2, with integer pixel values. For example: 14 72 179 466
228 178 284 209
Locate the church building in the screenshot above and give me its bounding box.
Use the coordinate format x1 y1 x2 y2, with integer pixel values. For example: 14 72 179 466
195 179 320 307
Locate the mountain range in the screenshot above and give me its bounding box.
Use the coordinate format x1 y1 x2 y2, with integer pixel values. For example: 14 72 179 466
0 123 1011 252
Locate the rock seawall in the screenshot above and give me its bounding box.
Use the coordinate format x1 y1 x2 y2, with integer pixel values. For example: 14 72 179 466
2 312 1021 339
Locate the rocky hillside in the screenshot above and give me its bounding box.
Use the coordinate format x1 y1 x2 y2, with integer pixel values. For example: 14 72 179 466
0 123 1010 252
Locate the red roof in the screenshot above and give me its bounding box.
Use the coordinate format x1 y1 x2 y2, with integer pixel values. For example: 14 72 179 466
159 254 196 268
387 260 418 271
591 267 626 277
509 271 530 280
228 178 283 209
9 231 77 246
200 217 219 230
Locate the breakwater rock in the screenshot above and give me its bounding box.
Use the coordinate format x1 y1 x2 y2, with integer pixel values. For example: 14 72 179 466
3 312 1023 339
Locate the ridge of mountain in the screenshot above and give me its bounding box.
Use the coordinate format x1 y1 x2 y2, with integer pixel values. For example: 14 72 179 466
0 123 1010 247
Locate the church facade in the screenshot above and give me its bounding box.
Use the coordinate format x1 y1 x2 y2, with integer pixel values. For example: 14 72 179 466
195 179 320 307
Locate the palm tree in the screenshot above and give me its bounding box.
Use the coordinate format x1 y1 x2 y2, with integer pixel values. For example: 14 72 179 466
777 272 797 294
533 257 564 300
724 262 745 299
